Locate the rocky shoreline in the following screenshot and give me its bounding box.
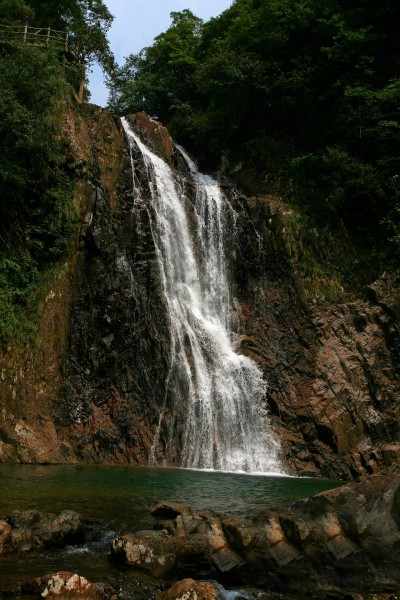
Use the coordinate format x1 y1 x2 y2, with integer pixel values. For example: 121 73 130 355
1 466 399 599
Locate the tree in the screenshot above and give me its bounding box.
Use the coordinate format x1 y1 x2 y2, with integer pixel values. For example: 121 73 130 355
0 0 34 24
0 42 77 342
19 0 114 71
107 10 202 117
107 0 400 262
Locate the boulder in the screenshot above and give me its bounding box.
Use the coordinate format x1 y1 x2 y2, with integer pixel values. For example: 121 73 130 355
41 572 97 598
0 519 12 553
111 469 400 594
111 531 176 578
159 578 221 600
174 534 210 575
35 510 86 548
0 510 86 554
294 465 400 558
151 501 191 519
205 514 245 574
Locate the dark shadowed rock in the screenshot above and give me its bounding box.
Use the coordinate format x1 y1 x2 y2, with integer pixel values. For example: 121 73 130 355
113 469 400 594
151 501 192 519
0 510 85 555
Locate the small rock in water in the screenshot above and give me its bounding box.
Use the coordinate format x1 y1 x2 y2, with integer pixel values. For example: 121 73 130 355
151 501 192 519
41 572 97 598
0 509 86 555
159 578 221 600
111 531 176 578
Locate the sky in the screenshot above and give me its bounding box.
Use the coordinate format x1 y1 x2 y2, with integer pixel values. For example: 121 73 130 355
88 0 233 106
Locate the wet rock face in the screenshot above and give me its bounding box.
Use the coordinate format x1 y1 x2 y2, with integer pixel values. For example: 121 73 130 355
57 115 174 463
233 195 400 478
0 510 85 555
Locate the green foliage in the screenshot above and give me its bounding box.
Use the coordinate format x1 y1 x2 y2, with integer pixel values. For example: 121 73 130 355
0 0 114 72
107 9 202 115
278 206 376 304
0 43 78 345
108 0 400 270
0 0 116 345
65 0 114 72
0 0 34 24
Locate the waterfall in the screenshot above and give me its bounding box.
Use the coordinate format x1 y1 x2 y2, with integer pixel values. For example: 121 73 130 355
122 117 282 474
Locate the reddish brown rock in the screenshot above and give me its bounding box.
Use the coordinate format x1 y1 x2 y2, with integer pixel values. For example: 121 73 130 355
159 578 220 600
111 531 176 578
41 572 97 598
126 111 174 164
235 195 400 479
151 501 191 519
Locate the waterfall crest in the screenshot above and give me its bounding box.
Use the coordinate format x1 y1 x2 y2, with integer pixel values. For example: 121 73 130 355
122 117 282 474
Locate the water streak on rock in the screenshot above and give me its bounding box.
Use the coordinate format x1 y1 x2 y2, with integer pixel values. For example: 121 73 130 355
122 117 282 473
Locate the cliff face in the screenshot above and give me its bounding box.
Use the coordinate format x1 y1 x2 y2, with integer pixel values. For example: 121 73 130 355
0 104 132 463
58 112 174 463
0 108 399 478
234 196 400 478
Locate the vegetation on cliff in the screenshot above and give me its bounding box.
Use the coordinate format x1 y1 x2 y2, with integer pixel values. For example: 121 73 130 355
0 0 113 344
108 0 400 278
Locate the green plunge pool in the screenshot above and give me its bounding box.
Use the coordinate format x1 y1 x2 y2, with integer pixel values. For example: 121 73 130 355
0 464 343 598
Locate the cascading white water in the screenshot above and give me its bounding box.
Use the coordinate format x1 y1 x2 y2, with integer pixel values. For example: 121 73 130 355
122 117 282 474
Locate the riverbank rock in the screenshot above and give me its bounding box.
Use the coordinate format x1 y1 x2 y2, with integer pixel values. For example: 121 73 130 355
113 467 400 595
111 531 176 577
0 510 85 554
41 572 97 598
22 572 116 599
111 506 243 580
158 578 221 600
151 501 191 519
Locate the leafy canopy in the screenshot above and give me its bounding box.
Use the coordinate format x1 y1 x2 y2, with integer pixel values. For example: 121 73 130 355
108 0 400 266
0 0 115 343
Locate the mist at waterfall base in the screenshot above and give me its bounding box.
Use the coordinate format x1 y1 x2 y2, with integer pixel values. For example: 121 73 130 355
122 117 282 475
